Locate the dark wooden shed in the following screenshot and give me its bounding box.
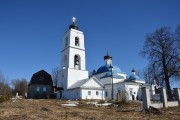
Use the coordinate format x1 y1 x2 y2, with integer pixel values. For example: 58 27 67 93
28 70 53 99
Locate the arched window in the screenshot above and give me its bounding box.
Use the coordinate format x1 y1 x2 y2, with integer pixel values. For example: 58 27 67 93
75 37 79 46
74 55 80 69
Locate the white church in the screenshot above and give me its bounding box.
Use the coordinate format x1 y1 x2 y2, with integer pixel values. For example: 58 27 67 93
57 17 146 100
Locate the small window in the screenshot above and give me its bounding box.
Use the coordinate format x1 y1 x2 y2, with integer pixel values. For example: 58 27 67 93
96 91 99 95
105 91 108 97
36 87 40 92
43 87 46 92
75 37 79 46
88 91 91 95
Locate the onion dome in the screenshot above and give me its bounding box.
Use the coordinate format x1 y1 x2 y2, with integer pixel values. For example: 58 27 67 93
96 64 121 74
127 68 144 81
69 17 78 30
128 74 140 80
104 52 112 60
131 68 135 72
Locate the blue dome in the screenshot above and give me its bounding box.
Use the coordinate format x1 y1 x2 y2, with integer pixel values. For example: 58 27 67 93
127 74 145 81
96 64 122 74
128 74 140 80
101 72 124 79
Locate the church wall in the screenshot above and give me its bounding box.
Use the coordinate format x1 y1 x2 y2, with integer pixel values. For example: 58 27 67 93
82 79 101 88
104 83 125 100
62 31 70 48
57 67 89 90
125 84 141 100
69 29 85 49
69 48 86 70
60 44 86 70
61 49 70 69
81 89 104 100
99 77 111 85
99 77 124 85
64 88 81 100
67 69 89 88
57 69 68 89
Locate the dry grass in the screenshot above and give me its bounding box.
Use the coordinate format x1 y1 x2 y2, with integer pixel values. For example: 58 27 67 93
0 99 180 120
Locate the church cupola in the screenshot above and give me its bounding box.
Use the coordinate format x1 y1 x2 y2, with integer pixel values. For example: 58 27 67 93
131 68 136 75
69 17 78 30
104 51 112 65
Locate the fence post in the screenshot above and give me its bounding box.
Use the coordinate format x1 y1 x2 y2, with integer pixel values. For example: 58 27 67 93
141 87 151 110
173 88 180 105
159 87 168 108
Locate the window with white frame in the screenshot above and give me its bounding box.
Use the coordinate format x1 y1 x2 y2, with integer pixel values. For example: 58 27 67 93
88 91 91 95
96 91 99 95
36 87 40 92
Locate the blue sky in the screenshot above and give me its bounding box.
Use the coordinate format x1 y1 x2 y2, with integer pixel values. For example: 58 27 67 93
0 0 180 87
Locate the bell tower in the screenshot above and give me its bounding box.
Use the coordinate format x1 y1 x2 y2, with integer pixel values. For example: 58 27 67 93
57 17 89 97
61 17 86 70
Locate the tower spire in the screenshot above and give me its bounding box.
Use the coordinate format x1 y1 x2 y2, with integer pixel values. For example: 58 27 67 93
69 17 78 30
131 65 136 74
104 51 112 65
72 17 76 23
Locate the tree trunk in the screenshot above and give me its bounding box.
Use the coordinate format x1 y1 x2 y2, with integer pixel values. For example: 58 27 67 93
162 51 173 100
165 77 173 100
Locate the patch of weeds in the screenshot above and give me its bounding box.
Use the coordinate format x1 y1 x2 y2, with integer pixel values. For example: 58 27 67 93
98 100 106 104
0 94 12 103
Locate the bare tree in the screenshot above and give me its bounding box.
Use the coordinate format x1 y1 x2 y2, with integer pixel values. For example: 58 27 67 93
140 26 180 100
51 67 60 86
11 78 28 97
0 71 5 82
142 67 152 84
142 64 161 85
0 71 11 95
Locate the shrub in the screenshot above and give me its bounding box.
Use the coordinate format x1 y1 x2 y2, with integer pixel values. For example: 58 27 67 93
0 94 12 103
98 100 106 104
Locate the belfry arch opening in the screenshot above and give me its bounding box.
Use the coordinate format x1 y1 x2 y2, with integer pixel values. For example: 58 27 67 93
74 55 81 70
75 37 79 46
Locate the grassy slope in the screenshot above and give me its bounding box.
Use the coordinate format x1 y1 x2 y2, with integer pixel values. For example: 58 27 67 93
0 99 180 120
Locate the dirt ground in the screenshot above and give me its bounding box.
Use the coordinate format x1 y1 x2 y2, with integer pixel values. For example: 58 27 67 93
0 99 180 120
